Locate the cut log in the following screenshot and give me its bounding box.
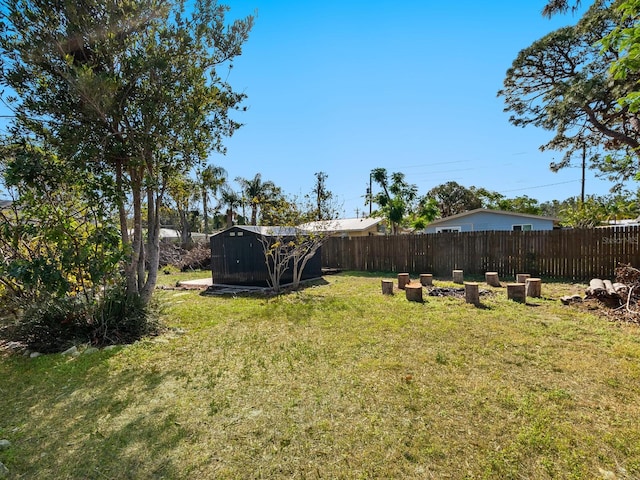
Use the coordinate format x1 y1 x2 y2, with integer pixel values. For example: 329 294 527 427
561 295 583 305
507 283 526 303
398 273 410 290
419 273 433 287
603 279 616 297
453 270 464 284
464 282 480 306
613 282 629 297
586 278 606 297
405 283 423 302
525 278 542 298
485 272 501 287
516 273 531 284
381 280 394 295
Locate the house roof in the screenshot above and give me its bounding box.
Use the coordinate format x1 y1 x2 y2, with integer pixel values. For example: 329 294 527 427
211 225 301 237
299 217 385 233
426 208 558 227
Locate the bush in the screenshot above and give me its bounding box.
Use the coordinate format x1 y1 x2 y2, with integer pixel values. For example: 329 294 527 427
11 294 93 353
1 285 163 353
92 286 163 346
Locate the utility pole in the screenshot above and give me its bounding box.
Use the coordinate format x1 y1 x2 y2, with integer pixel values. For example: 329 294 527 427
369 173 372 216
581 145 586 204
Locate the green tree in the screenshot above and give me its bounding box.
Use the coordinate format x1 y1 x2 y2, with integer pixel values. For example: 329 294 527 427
235 173 278 225
309 171 335 221
602 0 640 111
490 195 543 215
370 168 417 234
410 196 439 230
0 0 253 305
166 174 200 248
0 144 133 351
219 186 242 228
542 0 584 16
198 164 227 234
426 181 483 217
500 0 640 187
559 196 608 227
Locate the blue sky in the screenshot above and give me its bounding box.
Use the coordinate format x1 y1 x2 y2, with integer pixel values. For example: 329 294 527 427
218 0 632 217
0 1 630 217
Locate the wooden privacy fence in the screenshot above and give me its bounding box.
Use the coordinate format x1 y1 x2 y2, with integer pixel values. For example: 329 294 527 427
321 227 640 280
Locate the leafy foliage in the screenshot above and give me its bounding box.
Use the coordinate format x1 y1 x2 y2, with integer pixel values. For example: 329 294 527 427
426 181 483 217
500 0 640 186
0 0 253 304
602 0 640 112
370 168 417 233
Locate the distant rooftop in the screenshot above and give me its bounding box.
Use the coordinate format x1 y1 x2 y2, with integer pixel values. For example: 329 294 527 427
299 217 385 232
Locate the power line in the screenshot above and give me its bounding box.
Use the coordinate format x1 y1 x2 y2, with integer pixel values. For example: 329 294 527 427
499 179 580 194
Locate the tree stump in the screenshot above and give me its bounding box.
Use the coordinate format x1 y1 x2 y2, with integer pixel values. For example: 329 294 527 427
464 282 480 306
453 270 464 284
507 283 526 303
381 280 394 295
405 283 423 302
525 278 541 298
398 273 410 290
516 273 530 284
485 272 501 287
419 273 433 286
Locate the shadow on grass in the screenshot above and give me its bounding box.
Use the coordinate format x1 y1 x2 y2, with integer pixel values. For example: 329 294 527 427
0 347 204 478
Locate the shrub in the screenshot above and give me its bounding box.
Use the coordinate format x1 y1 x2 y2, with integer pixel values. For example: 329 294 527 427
91 285 163 347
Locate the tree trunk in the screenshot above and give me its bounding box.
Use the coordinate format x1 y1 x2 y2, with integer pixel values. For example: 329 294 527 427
405 283 423 302
419 274 433 286
397 273 410 290
453 270 464 284
525 278 542 298
485 272 501 287
464 282 480 306
202 189 209 234
381 280 394 295
140 189 161 305
507 283 526 303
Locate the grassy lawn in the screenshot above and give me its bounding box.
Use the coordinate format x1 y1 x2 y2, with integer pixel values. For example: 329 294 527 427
1 272 640 479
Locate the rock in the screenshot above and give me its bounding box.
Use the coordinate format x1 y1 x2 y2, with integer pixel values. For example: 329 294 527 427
598 468 617 480
61 346 78 356
83 347 99 355
0 461 8 478
104 345 118 351
0 439 10 450
29 352 42 358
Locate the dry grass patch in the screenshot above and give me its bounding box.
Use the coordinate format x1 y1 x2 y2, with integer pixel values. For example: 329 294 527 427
1 272 639 479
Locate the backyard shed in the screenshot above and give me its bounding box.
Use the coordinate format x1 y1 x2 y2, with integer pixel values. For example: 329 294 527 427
210 225 322 286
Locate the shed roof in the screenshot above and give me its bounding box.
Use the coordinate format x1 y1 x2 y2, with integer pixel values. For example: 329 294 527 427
426 208 558 227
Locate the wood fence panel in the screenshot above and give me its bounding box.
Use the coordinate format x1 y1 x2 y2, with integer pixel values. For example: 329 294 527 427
322 227 640 280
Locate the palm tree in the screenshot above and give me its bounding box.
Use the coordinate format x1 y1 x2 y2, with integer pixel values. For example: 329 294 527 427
219 186 242 228
198 164 227 233
235 173 277 225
